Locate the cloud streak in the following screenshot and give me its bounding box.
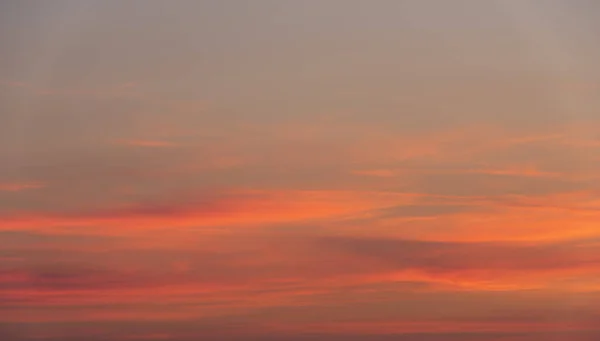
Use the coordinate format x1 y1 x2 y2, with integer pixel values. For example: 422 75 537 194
0 182 44 192
0 190 412 234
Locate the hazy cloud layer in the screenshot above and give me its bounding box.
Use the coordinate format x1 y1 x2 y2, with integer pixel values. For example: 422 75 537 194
2 1 600 340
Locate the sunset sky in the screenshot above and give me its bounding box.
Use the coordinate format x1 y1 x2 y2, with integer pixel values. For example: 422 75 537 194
1 1 600 340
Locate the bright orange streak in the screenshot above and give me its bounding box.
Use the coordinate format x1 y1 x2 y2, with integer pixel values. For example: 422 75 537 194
0 190 413 235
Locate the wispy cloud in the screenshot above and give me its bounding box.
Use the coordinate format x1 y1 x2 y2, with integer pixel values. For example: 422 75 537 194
459 165 563 178
115 139 179 148
0 190 410 234
0 182 45 192
1 79 142 99
3 229 600 328
351 169 399 177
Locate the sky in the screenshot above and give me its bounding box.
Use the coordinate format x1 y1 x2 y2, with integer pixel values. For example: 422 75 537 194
1 1 600 340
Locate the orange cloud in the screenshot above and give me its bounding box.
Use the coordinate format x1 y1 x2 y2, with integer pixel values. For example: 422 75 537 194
351 164 562 180
327 188 600 243
0 190 412 235
4 231 599 311
309 235 600 285
348 123 596 169
351 207 600 243
461 165 562 178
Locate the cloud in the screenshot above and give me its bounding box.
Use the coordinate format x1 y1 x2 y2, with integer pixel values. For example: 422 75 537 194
351 169 399 177
0 80 29 88
5 231 598 300
0 182 44 192
2 228 600 340
372 204 486 218
458 166 562 178
0 264 141 291
407 170 586 197
26 82 143 99
310 236 600 286
115 139 179 148
270 320 596 336
311 189 600 244
0 190 411 234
